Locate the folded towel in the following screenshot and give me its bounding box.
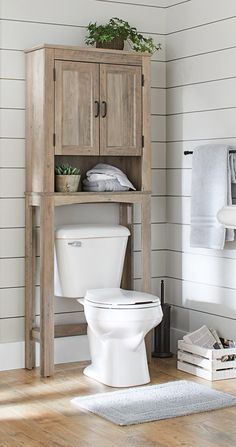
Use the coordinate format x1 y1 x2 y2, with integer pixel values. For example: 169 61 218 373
83 178 129 192
190 144 236 250
86 163 136 191
86 173 113 182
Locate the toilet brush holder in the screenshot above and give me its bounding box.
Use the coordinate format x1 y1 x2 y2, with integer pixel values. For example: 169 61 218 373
152 280 173 358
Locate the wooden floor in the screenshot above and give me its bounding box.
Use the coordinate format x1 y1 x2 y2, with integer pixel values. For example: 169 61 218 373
1 358 236 447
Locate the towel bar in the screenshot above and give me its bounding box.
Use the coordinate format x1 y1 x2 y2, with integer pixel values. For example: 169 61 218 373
184 150 236 155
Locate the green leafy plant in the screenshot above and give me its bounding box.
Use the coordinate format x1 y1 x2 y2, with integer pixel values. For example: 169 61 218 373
85 17 161 54
55 164 80 175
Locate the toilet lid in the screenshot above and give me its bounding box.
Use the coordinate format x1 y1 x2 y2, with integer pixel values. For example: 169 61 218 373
85 288 160 308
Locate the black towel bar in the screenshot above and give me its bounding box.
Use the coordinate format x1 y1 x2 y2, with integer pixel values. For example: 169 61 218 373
184 150 236 155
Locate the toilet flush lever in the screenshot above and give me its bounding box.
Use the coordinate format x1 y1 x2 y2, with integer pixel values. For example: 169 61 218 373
68 241 82 247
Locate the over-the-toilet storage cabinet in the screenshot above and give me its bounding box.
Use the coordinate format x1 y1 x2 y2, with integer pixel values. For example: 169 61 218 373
55 61 142 156
25 45 152 377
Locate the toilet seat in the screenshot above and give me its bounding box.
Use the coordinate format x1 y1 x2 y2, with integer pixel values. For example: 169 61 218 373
84 288 160 309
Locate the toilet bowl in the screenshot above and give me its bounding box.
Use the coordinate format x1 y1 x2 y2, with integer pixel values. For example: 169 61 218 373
55 224 163 387
80 288 162 387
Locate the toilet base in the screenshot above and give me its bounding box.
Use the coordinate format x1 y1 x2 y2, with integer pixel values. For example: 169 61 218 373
83 362 150 388
84 331 151 387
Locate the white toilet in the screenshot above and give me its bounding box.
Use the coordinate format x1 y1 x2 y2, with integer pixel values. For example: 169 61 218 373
55 224 163 387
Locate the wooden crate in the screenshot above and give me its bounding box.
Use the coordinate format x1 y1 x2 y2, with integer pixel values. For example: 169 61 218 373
177 340 236 381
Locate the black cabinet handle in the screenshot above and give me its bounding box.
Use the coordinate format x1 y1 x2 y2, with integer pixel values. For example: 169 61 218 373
94 100 100 118
101 101 107 118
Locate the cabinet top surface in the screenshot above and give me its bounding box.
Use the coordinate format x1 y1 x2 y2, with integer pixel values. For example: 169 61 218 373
24 43 151 58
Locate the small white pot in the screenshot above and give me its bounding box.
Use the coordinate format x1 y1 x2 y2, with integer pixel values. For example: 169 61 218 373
55 175 81 192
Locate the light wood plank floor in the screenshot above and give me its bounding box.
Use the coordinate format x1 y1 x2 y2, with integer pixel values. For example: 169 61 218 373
0 358 236 447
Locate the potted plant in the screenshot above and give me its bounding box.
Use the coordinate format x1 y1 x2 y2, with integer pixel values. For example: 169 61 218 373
55 164 81 192
85 17 161 54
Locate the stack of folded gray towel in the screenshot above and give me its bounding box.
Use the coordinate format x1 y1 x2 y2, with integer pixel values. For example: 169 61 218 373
83 163 136 192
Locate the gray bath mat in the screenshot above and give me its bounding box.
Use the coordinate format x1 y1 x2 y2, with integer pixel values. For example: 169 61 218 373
71 380 236 426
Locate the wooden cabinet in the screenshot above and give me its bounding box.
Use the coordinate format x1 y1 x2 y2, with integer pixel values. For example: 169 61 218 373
25 45 151 193
25 45 152 377
55 59 142 157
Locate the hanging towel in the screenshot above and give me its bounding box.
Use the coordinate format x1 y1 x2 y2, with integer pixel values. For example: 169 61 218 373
229 152 236 183
190 144 236 250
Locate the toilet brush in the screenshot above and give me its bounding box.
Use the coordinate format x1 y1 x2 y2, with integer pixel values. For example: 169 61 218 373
152 279 173 358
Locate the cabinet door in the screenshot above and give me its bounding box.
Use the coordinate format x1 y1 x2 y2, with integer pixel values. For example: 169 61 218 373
55 61 99 155
100 64 142 156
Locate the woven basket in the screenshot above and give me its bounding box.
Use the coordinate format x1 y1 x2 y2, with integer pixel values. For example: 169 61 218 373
96 37 124 50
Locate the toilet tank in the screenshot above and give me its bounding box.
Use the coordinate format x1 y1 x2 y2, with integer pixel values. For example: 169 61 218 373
55 224 130 298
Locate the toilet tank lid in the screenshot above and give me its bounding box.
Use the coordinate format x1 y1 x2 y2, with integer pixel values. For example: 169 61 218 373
85 288 160 306
55 224 130 239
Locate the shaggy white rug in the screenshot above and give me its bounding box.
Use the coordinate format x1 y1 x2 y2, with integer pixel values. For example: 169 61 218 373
71 380 236 426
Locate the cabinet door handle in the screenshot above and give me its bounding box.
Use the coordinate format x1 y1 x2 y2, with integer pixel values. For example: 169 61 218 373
94 101 100 118
101 101 107 118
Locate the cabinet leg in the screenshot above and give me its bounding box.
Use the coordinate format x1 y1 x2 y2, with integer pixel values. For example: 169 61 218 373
40 197 54 377
141 196 151 293
141 196 152 361
119 203 133 290
25 198 36 369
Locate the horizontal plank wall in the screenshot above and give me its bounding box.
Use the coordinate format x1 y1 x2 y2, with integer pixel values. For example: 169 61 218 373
0 0 166 370
166 0 236 352
97 0 191 9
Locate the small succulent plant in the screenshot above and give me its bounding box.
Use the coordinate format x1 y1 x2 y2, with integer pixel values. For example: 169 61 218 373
55 164 80 175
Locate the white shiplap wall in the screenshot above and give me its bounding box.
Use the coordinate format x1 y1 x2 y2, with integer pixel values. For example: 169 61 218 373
96 0 191 8
0 0 166 370
166 0 236 350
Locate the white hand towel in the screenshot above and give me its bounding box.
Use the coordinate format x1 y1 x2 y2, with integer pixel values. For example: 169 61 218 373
86 163 136 190
86 173 113 182
190 144 235 250
83 178 129 192
230 153 236 183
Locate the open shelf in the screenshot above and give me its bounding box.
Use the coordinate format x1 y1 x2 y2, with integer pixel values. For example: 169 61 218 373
26 190 151 207
55 155 143 192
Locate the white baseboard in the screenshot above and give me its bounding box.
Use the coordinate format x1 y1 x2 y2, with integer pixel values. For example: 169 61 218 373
0 336 90 371
0 330 185 371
